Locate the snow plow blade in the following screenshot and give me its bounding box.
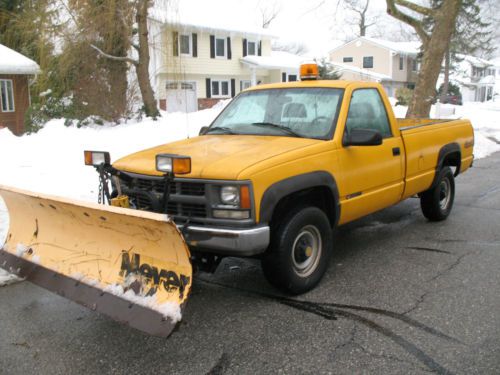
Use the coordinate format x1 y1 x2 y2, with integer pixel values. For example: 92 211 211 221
0 185 191 337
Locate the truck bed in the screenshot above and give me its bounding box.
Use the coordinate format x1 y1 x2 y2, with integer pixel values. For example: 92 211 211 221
398 118 474 199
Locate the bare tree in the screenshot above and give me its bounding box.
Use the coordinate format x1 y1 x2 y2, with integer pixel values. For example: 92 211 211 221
91 0 158 118
258 0 282 29
386 0 461 118
344 0 376 37
272 40 310 56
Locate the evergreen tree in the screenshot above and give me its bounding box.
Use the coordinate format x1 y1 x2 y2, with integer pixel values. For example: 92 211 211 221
440 0 495 101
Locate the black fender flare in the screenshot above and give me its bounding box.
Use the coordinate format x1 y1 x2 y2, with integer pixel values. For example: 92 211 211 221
430 142 461 189
259 171 340 227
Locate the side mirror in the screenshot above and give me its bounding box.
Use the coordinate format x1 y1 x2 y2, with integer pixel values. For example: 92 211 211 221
199 126 209 135
344 128 383 146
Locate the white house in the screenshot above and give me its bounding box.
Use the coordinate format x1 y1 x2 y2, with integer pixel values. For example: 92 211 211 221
448 55 499 102
329 37 420 97
147 10 302 112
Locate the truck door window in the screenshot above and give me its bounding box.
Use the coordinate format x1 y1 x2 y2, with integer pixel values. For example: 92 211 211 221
345 89 392 138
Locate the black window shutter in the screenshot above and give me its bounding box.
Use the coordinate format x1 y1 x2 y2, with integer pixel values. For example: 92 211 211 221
258 41 262 56
282 72 286 82
173 31 179 56
210 35 215 58
227 37 232 59
242 38 247 57
192 33 198 57
206 78 211 98
231 79 236 97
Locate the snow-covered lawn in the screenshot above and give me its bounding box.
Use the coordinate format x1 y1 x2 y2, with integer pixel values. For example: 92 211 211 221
0 99 499 275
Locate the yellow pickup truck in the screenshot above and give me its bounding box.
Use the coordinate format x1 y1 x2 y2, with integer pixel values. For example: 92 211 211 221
0 64 474 335
104 70 474 294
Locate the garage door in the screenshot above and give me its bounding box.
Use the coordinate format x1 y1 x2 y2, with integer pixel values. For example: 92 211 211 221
166 82 198 113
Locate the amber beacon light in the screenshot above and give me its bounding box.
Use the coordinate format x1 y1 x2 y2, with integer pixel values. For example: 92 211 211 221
300 63 319 80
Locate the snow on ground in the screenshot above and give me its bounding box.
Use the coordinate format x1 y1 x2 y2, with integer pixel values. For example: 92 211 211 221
0 268 23 287
0 99 499 282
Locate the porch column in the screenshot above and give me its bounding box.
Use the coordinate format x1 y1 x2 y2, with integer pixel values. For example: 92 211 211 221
251 67 257 87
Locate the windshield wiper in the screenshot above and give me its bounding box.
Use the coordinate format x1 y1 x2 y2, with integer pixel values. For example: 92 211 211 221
251 122 302 137
205 126 238 135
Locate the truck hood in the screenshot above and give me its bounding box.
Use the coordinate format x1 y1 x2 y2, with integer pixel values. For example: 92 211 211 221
113 135 320 179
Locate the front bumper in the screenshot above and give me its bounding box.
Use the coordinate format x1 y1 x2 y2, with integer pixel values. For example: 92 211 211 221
178 224 270 256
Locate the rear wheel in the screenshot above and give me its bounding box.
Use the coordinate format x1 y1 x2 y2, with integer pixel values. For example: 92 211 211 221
261 206 333 294
420 166 455 221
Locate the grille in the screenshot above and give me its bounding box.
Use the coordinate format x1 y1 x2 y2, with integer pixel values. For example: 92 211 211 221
125 178 205 196
167 202 207 217
119 175 207 220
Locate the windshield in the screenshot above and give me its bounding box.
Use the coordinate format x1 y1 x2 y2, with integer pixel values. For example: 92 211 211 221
207 88 344 140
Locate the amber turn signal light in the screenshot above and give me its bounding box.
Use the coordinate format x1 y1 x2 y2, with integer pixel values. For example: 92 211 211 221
240 185 251 209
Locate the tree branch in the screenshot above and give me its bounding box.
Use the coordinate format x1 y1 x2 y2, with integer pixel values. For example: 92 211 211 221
386 0 429 43
91 44 138 65
394 0 432 16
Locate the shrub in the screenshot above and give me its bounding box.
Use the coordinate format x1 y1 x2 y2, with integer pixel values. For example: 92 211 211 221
395 87 414 106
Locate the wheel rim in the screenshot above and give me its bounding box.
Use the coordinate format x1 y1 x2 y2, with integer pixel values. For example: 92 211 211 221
291 225 322 277
439 178 451 210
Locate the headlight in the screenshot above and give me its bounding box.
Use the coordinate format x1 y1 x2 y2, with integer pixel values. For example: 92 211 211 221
221 186 240 205
156 155 173 172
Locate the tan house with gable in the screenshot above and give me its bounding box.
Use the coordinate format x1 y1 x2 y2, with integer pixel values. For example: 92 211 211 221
148 10 301 112
329 37 420 97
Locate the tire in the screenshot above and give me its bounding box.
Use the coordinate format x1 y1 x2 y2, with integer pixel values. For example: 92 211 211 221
420 166 455 221
261 206 333 294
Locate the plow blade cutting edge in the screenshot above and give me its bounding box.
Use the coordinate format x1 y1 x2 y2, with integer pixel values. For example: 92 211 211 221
0 185 192 337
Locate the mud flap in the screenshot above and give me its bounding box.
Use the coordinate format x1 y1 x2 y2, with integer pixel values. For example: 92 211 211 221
0 185 191 337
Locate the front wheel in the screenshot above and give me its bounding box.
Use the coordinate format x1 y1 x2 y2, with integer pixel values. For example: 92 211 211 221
261 206 333 294
420 166 455 221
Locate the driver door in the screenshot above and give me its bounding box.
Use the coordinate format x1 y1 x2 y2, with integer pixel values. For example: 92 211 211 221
338 88 404 224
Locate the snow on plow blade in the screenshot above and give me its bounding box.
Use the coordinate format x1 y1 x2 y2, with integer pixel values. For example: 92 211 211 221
0 185 192 337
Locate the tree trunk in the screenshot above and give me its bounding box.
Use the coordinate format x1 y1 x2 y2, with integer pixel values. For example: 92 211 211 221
134 0 159 118
406 0 461 118
360 13 366 36
106 0 129 120
439 48 450 104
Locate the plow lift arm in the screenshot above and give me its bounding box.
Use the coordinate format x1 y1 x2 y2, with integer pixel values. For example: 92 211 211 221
0 151 194 337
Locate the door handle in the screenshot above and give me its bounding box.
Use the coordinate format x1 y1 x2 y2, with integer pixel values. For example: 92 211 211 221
392 147 401 156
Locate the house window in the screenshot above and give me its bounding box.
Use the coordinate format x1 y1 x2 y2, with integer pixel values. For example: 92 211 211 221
240 80 251 91
399 56 404 70
0 79 15 112
363 56 373 69
211 80 230 97
179 34 191 55
166 82 178 90
343 57 353 63
247 40 257 56
412 59 418 72
288 74 297 82
215 37 226 58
